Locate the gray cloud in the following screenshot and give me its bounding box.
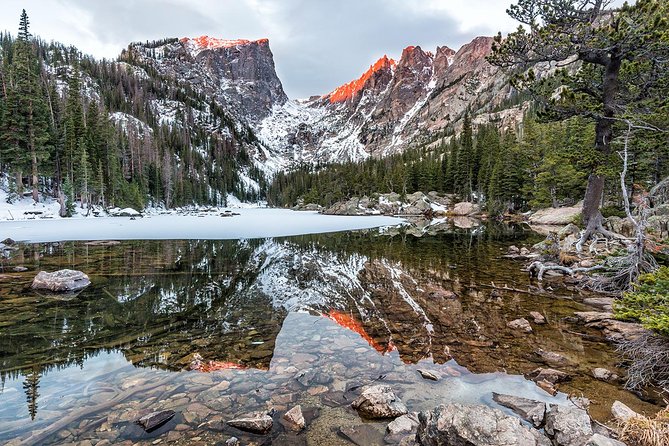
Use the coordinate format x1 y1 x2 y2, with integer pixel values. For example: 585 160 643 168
1 0 523 98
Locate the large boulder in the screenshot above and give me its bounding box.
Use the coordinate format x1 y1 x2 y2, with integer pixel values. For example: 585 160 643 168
544 404 593 446
351 385 408 419
416 403 551 446
492 393 546 428
529 205 581 225
32 269 91 292
452 202 481 216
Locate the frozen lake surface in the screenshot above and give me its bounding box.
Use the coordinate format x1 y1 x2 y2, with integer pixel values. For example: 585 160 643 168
0 209 404 243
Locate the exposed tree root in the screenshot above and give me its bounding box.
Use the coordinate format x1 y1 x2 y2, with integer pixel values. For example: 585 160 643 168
528 261 604 281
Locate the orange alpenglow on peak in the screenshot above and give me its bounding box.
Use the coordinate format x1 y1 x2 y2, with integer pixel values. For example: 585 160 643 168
328 55 396 103
181 36 269 49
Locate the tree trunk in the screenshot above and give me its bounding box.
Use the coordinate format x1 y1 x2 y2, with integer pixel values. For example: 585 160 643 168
581 55 621 226
15 170 23 196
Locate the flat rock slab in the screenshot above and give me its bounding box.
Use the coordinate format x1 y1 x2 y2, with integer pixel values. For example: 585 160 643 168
492 393 546 428
351 385 408 419
32 269 91 292
227 412 273 434
136 410 175 432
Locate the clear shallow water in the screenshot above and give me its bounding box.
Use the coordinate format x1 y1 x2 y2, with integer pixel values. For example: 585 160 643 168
0 223 662 445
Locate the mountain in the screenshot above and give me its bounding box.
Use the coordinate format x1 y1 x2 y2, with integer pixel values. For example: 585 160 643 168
124 34 526 175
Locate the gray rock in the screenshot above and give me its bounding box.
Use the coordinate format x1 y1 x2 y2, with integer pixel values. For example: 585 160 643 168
282 405 305 431
417 369 440 381
225 438 240 446
611 401 640 423
508 318 533 333
592 368 619 382
416 403 551 446
452 202 481 216
136 410 175 432
526 368 571 384
31 269 91 292
585 433 627 446
351 385 408 419
529 312 546 324
534 349 574 367
227 412 273 434
492 393 546 428
387 413 419 435
544 404 593 446
529 205 581 225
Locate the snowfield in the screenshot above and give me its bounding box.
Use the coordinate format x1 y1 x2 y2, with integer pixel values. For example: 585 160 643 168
0 209 403 243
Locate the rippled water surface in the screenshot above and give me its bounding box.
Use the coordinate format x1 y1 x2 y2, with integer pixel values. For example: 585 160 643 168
0 222 662 445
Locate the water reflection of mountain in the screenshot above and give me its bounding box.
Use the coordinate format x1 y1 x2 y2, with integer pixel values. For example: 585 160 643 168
2 223 558 385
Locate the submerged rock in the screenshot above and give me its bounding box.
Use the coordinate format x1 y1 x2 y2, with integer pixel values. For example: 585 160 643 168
136 410 175 432
31 269 91 292
611 401 640 423
282 405 305 431
492 393 546 428
592 368 619 382
508 318 533 333
227 412 273 434
526 368 571 384
544 404 593 446
416 403 551 446
351 385 408 419
338 424 385 446
417 369 440 381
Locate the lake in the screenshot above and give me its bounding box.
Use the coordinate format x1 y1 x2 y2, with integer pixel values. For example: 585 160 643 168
0 217 661 445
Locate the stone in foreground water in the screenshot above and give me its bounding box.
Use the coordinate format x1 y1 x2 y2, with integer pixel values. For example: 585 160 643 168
32 269 91 292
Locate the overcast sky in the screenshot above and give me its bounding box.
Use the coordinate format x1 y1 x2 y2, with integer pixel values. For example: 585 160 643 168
0 1 620 98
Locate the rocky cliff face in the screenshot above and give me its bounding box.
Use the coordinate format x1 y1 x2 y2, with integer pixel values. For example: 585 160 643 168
123 34 522 176
258 35 519 166
127 36 287 124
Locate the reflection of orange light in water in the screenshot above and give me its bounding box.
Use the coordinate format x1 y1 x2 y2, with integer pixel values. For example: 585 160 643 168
328 56 396 103
326 310 394 354
192 360 247 373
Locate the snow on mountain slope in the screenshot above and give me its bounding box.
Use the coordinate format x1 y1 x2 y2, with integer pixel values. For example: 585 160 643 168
118 34 523 177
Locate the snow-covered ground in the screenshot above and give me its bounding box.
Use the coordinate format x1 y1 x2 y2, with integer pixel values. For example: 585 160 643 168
0 209 403 243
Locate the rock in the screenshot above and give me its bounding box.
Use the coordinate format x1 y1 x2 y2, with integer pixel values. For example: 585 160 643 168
282 405 305 431
110 207 142 217
225 438 240 446
611 401 640 423
416 403 551 446
351 385 408 419
558 223 581 239
536 380 558 396
508 245 520 254
544 404 593 446
1 238 16 245
338 425 385 446
529 312 546 324
387 413 420 435
533 349 574 367
574 312 614 324
227 412 273 434
136 410 175 432
526 368 571 384
417 369 440 381
585 433 627 446
31 269 91 292
592 368 619 382
529 205 581 225
583 298 614 312
508 318 533 333
452 202 481 216
12 266 28 272
492 393 546 428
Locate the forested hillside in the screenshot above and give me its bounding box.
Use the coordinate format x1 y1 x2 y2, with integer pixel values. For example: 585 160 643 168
0 11 265 215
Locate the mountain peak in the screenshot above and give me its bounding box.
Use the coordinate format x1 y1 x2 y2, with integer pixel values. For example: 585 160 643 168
328 55 396 104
